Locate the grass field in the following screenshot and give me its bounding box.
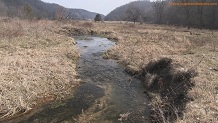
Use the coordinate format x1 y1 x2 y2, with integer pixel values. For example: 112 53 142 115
0 19 217 122
0 18 80 120
107 22 218 122
61 21 218 122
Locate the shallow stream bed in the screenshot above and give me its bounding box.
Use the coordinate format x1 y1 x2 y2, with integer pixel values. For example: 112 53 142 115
73 37 149 122
4 37 149 123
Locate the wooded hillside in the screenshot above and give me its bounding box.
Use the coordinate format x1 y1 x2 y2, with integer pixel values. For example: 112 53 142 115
105 0 218 29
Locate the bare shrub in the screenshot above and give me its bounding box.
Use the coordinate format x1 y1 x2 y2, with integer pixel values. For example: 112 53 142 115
139 58 197 122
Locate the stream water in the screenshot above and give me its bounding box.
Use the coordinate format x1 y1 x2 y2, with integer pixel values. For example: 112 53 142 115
73 37 149 122
4 37 149 123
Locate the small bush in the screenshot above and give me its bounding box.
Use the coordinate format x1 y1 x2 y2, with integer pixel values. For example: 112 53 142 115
139 58 197 122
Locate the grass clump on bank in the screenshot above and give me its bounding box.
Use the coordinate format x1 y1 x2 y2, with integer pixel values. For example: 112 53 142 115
0 18 80 120
139 58 197 122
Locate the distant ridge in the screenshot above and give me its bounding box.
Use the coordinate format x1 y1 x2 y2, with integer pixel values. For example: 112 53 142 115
0 0 104 20
104 1 152 21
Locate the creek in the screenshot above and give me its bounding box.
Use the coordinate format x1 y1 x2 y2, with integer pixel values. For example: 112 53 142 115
6 37 149 123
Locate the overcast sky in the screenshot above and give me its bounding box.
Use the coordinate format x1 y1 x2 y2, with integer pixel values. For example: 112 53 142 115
41 0 142 15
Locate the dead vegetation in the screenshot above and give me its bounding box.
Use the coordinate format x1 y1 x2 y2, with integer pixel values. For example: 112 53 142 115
0 19 217 122
0 18 80 121
62 21 218 122
140 58 197 122
80 22 94 28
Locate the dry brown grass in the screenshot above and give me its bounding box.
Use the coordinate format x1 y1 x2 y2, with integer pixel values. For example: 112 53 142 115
2 19 214 122
80 21 94 28
64 21 218 122
0 18 80 120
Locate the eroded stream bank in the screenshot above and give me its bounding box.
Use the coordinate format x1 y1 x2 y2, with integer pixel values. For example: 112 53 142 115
4 37 148 123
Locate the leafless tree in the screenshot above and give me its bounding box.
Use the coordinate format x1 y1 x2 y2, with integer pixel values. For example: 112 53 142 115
208 0 217 28
125 4 142 23
0 2 7 16
197 0 206 28
23 4 34 20
153 0 165 24
56 7 70 21
183 0 191 28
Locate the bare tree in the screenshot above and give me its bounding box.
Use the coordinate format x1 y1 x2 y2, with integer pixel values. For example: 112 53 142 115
208 0 217 28
7 6 17 18
125 4 142 23
153 0 165 24
55 7 70 21
197 0 206 28
23 4 34 20
0 2 7 16
179 0 192 28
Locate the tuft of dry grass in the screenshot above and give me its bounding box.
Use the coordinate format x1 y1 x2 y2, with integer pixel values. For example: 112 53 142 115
0 18 80 120
139 58 197 122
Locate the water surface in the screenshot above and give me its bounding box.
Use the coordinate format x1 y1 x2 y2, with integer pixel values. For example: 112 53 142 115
75 37 149 122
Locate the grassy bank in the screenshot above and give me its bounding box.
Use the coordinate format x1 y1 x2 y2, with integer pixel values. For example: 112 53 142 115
61 21 218 122
0 18 80 120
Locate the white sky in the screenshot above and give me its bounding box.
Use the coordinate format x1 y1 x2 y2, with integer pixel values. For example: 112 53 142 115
41 0 148 15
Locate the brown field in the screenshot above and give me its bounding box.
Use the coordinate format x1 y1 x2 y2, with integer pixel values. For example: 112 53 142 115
0 18 80 120
0 19 217 122
61 21 218 122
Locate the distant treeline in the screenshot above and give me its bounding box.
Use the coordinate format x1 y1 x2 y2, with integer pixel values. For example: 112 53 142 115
105 0 218 29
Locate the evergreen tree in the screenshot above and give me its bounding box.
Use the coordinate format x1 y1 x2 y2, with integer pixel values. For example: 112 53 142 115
94 14 102 22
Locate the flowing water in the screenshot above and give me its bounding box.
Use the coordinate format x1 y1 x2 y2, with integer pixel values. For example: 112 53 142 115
73 37 149 122
4 37 149 123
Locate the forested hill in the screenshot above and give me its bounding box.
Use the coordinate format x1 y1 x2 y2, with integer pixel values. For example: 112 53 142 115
0 0 104 20
68 8 104 20
105 0 218 29
104 1 152 22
